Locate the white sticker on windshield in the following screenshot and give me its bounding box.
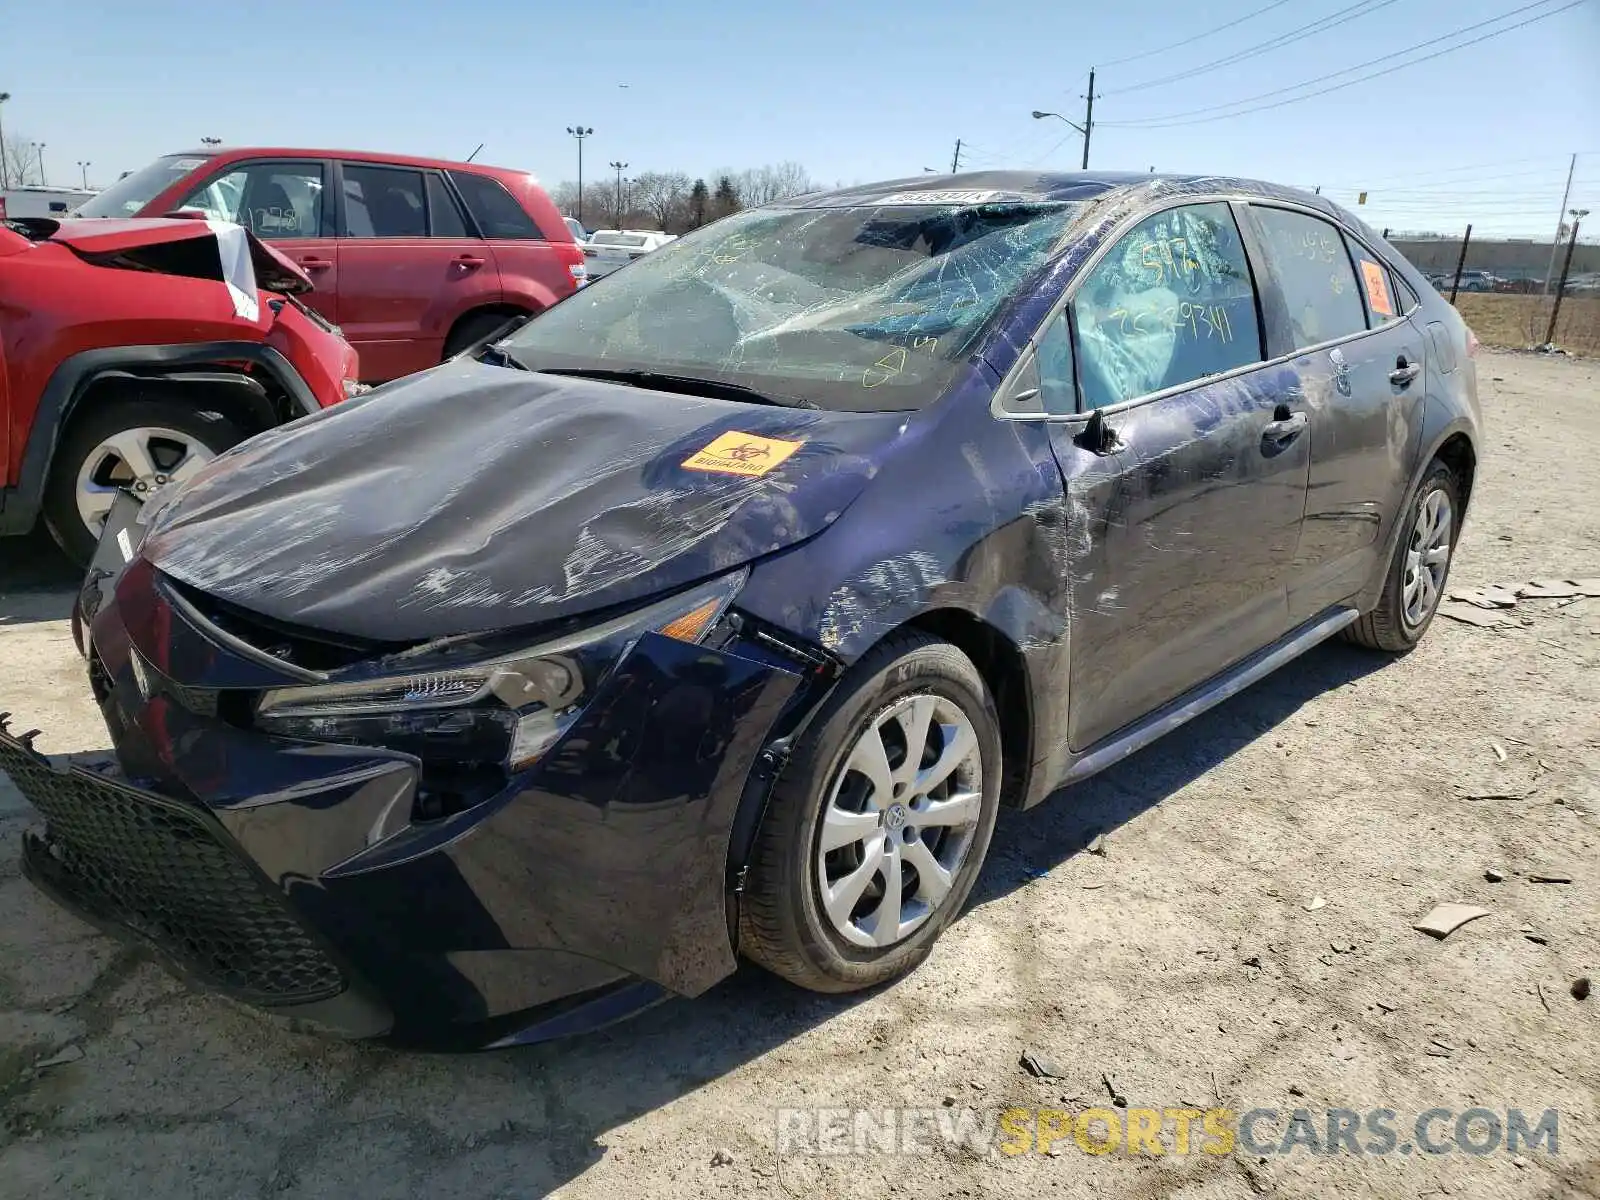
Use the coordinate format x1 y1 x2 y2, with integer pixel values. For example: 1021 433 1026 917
171 159 206 170
874 189 1013 206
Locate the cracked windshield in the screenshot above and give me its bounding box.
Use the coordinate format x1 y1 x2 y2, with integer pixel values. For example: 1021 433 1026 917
503 201 1082 410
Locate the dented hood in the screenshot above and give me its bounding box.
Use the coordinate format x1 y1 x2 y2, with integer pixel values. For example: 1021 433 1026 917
48 217 315 294
142 361 905 640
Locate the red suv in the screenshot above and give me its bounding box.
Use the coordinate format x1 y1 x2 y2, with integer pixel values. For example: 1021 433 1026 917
77 148 587 382
0 215 358 564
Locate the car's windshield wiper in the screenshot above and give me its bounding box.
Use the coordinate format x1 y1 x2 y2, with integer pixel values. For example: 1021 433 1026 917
477 342 530 371
537 367 815 408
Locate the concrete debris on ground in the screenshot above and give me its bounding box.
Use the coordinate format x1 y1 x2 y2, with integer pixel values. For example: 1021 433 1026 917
1019 1050 1063 1079
1573 977 1591 1001
1304 896 1327 912
1439 576 1599 626
1413 903 1492 939
709 1148 734 1168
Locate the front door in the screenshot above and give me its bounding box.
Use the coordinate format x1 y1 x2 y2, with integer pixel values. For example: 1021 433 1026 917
336 162 502 382
175 158 337 325
1240 206 1429 620
1043 201 1311 751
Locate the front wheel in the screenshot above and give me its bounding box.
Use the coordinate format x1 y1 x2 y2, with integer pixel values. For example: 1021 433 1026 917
739 632 1002 993
1344 460 1461 652
43 399 247 566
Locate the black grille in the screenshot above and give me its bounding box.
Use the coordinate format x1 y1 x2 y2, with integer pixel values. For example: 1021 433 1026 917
0 727 345 1005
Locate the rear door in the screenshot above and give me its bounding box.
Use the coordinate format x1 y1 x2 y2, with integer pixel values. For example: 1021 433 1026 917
449 170 571 305
335 162 502 382
174 159 337 323
1030 201 1310 751
1240 205 1428 620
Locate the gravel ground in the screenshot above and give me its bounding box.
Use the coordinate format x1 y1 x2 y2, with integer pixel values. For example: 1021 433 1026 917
0 349 1595 1199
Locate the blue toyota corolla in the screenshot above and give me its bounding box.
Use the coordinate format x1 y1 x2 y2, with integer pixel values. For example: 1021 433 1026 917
2 171 1481 1048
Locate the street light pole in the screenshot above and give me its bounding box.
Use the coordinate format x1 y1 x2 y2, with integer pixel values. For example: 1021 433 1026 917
566 126 593 226
608 160 628 226
0 92 11 190
77 160 90 189
33 141 45 185
1031 109 1087 168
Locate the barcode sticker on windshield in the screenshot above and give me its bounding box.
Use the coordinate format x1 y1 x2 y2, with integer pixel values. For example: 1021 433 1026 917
683 432 804 478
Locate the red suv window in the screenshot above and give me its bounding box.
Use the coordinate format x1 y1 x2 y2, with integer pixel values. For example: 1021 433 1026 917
450 172 543 240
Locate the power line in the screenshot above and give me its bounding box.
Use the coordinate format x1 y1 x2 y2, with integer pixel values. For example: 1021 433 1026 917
1097 0 1583 128
1104 0 1403 95
1096 0 1299 68
1105 0 1564 125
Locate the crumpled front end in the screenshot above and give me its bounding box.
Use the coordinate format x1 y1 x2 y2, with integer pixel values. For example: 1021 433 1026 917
9 545 819 1047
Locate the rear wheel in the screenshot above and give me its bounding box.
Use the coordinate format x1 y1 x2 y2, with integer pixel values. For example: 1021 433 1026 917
43 399 247 565
739 632 1002 992
1344 460 1460 652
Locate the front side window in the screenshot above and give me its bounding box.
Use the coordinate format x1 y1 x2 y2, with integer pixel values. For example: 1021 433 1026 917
501 200 1084 412
1072 202 1262 409
181 162 325 239
343 165 427 238
1252 207 1368 349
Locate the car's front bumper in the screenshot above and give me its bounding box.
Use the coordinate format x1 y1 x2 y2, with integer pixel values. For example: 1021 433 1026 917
6 554 816 1048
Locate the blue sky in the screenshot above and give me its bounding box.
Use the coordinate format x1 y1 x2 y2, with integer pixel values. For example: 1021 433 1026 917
5 0 1598 236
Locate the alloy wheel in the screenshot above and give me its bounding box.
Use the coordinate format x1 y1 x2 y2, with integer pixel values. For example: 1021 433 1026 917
815 693 984 950
1402 486 1453 627
74 426 216 538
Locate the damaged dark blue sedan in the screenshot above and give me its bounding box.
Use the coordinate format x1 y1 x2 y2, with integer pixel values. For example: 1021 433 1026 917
3 172 1481 1047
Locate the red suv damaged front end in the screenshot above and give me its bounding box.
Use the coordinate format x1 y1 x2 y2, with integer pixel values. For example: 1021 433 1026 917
0 216 359 563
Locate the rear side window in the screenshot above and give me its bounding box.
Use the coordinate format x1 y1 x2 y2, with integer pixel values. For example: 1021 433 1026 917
1252 207 1368 349
450 171 543 240
343 165 427 238
426 174 469 238
1344 234 1402 327
1072 202 1263 409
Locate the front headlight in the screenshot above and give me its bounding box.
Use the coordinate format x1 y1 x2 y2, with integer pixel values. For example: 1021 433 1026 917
255 569 745 770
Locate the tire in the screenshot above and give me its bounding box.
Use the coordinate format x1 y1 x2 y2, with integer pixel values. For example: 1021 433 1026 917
1344 459 1461 653
443 311 529 361
43 398 248 566
739 631 1002 993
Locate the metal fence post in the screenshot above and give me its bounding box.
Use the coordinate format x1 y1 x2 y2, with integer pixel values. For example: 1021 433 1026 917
1449 224 1473 305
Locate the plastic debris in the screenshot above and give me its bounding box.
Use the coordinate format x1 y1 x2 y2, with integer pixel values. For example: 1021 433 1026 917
1413 903 1491 939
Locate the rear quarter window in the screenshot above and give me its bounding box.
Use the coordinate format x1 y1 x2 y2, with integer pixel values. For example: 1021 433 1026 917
450 172 543 240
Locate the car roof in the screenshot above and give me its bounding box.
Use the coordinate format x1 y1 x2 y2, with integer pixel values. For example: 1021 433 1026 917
173 147 529 177
778 169 1355 223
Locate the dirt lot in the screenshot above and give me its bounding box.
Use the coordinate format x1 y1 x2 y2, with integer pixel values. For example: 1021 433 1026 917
1 350 1596 1199
1453 293 1600 356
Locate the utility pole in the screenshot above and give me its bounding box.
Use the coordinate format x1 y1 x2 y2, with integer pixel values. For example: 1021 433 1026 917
1544 210 1586 346
609 160 628 226
34 142 45 185
1449 224 1473 305
1541 153 1577 295
77 160 90 189
1081 69 1096 170
950 139 962 173
566 126 593 225
0 92 11 190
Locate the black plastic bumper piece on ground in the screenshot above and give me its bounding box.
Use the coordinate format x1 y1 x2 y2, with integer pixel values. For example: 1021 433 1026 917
0 726 347 1008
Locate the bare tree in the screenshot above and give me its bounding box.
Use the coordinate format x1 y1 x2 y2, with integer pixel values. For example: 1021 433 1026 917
631 171 691 230
2 134 44 188
734 162 815 207
547 180 581 219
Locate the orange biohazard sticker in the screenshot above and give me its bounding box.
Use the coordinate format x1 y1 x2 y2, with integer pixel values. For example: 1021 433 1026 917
1360 260 1394 317
682 431 804 477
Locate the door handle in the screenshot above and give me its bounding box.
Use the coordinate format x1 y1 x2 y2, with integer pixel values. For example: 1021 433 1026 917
1262 411 1307 443
1390 356 1422 385
297 257 332 270
456 254 486 268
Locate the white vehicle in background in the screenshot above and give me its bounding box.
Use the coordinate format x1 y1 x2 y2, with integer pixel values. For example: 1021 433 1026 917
0 185 97 220
583 229 676 278
563 216 589 246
